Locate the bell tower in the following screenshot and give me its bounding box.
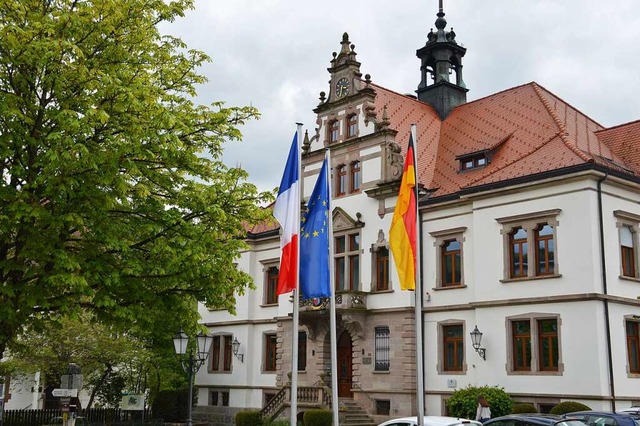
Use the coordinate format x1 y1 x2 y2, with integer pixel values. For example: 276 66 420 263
416 0 468 119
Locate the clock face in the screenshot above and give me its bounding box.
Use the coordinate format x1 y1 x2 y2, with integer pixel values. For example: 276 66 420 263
335 77 349 98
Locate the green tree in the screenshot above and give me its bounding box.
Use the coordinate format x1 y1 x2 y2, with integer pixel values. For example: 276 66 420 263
0 0 271 357
6 315 152 409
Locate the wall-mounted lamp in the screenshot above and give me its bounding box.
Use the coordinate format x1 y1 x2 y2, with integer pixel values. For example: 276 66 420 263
231 337 244 363
470 325 486 360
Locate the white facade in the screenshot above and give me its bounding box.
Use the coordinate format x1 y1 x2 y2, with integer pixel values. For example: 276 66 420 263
195 30 640 425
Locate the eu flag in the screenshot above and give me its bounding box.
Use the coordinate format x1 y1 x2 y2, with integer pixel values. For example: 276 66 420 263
299 157 331 299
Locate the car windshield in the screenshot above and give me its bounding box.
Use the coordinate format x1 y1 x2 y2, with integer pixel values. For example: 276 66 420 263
557 421 588 426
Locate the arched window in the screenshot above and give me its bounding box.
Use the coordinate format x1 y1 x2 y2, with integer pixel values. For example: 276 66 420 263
509 227 528 278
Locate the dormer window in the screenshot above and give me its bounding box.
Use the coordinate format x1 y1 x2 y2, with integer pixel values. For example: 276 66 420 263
457 150 489 172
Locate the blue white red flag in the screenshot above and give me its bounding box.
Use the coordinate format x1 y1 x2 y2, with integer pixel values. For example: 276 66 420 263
274 133 300 295
299 156 331 299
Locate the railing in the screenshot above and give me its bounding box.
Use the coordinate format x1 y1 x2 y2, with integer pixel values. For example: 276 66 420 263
2 408 154 426
352 381 376 406
260 385 332 420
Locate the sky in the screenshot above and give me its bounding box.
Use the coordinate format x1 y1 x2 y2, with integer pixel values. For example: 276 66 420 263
163 0 640 192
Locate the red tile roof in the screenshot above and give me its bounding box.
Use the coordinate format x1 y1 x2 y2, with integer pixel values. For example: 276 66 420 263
371 81 638 198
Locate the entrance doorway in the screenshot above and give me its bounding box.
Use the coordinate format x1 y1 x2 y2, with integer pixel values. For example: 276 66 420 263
337 331 353 397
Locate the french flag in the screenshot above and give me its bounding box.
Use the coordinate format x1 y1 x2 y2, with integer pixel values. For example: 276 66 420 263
274 133 300 295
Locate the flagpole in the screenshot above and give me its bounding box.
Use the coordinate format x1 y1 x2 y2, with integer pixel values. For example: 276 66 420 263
325 149 340 426
290 123 303 426
412 124 425 426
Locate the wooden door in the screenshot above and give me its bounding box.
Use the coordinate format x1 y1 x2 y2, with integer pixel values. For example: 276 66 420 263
337 331 353 397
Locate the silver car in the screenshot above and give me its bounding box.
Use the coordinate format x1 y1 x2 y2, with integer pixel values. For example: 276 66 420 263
378 415 484 426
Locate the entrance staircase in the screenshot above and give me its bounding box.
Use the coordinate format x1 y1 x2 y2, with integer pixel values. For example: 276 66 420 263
339 398 377 426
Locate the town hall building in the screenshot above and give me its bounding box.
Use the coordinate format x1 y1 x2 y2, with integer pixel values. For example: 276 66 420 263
195 4 640 424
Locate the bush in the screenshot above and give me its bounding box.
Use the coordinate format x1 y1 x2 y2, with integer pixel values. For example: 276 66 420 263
262 419 290 426
151 388 189 422
512 403 537 414
235 410 263 426
550 401 591 415
446 385 512 420
303 409 332 426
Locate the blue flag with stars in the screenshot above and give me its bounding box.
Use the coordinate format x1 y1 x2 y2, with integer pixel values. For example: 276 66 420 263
299 157 331 299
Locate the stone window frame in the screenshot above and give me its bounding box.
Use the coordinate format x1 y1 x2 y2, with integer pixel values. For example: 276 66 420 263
298 330 307 372
374 325 391 372
260 259 280 306
430 227 467 290
209 388 230 407
335 164 347 197
328 119 340 143
496 209 562 282
614 210 640 282
436 320 467 375
350 160 361 193
263 331 278 374
334 231 361 292
505 313 564 376
208 333 233 374
624 315 640 377
370 230 391 293
347 113 359 139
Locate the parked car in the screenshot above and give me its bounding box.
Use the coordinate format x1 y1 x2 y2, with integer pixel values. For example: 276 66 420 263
484 414 587 426
564 411 640 426
378 415 483 426
617 408 640 417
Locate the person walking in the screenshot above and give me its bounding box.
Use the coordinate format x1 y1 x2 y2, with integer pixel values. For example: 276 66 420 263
475 395 491 424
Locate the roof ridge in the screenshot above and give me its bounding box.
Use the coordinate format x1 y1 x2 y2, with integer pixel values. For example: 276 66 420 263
464 131 563 187
368 81 438 110
594 118 640 134
531 83 594 164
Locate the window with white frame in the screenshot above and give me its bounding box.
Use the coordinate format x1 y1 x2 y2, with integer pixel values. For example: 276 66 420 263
507 314 563 375
615 211 640 280
430 227 466 289
374 326 390 371
335 232 360 291
210 335 232 373
496 209 561 281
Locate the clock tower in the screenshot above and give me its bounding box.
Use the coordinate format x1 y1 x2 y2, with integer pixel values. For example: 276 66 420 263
326 32 363 103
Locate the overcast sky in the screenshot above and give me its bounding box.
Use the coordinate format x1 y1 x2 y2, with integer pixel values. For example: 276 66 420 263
163 0 640 192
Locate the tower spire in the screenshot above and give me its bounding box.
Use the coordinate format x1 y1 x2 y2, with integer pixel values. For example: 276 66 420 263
415 1 468 119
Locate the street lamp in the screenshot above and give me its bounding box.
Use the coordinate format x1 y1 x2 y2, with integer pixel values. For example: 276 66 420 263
470 325 487 360
173 330 213 426
231 337 244 362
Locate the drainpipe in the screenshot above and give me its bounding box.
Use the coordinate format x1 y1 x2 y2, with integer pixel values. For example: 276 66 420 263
597 172 616 410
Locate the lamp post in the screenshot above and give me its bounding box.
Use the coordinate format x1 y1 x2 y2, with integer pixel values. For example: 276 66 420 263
173 330 213 426
470 325 487 360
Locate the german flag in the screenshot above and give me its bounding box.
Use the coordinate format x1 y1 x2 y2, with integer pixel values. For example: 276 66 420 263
389 133 417 291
